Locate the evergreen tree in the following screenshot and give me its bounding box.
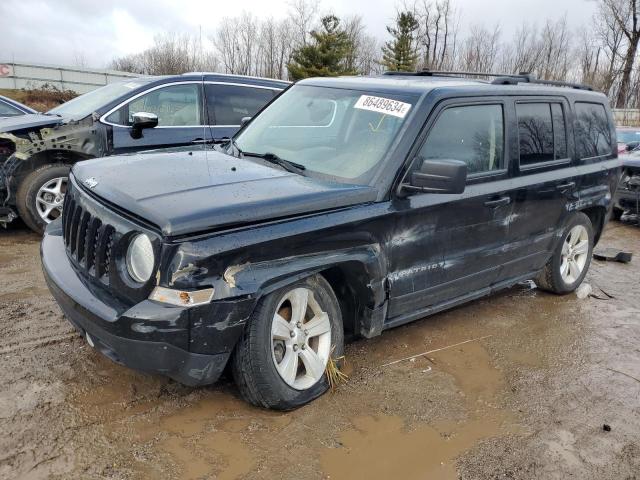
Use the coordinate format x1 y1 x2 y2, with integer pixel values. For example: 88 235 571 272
287 15 358 80
381 12 419 72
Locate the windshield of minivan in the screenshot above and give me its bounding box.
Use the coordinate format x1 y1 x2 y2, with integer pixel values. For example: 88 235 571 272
234 85 417 181
48 80 152 118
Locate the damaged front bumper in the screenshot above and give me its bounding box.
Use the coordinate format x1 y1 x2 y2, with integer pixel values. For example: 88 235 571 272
0 154 20 226
614 168 640 214
41 220 254 386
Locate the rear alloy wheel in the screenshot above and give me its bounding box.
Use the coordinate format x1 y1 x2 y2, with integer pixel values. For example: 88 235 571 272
16 164 71 234
536 212 594 294
232 275 344 410
559 225 590 285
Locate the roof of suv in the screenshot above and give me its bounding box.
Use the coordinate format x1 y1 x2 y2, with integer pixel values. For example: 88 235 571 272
299 74 608 100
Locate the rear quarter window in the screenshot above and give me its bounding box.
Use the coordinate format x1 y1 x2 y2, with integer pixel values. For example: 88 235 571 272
205 84 276 126
574 102 613 159
516 102 568 166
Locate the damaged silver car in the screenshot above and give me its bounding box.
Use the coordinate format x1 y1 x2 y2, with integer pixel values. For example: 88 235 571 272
0 73 288 233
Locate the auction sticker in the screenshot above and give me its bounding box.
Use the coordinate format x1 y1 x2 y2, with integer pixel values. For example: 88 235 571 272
354 95 412 118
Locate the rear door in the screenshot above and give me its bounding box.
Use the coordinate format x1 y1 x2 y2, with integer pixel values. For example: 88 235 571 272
505 99 575 279
105 82 210 153
204 83 278 141
387 99 515 320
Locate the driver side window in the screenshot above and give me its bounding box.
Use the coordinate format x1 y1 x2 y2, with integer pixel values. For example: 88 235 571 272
419 104 504 175
106 84 203 127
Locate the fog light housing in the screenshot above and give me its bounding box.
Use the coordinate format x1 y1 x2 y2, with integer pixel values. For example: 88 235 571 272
149 286 214 307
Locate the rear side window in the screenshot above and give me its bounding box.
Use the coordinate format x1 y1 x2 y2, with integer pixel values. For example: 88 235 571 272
517 103 567 165
574 102 613 159
419 104 504 175
205 84 275 126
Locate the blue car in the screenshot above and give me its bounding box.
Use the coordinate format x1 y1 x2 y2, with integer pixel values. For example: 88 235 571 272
0 73 289 232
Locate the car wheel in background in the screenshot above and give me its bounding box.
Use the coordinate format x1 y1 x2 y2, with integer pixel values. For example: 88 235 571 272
536 212 594 294
16 164 70 234
612 207 624 221
231 274 344 410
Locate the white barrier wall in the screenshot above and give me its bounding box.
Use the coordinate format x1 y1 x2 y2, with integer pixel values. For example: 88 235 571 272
0 62 140 94
613 109 640 127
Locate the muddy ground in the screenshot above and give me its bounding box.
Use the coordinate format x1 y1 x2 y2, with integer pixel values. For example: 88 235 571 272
1 221 639 480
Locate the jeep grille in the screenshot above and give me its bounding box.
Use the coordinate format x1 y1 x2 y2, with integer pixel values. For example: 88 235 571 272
62 191 115 280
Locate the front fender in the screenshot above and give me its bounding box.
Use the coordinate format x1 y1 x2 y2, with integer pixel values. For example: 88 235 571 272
216 245 385 299
212 245 388 338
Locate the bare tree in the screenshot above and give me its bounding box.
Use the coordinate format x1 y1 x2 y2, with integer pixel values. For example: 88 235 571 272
257 18 293 78
214 17 242 74
111 33 219 75
596 0 640 107
342 15 383 74
536 16 572 80
499 23 542 74
457 24 501 73
288 0 319 47
415 0 458 70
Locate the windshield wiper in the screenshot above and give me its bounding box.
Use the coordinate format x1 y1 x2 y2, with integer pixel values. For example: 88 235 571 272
242 151 306 174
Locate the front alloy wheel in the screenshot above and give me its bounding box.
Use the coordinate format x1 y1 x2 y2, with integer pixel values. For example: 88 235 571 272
232 275 344 410
35 176 67 224
16 163 71 234
271 287 332 390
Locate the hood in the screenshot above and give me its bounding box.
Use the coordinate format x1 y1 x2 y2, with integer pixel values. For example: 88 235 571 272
72 150 377 237
621 151 640 169
0 113 67 132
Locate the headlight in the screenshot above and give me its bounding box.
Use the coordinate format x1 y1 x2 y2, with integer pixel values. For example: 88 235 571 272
126 233 155 283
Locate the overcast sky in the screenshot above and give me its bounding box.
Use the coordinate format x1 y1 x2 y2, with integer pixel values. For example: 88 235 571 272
1 0 597 69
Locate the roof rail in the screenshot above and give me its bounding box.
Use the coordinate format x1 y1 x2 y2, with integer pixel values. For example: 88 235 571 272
383 70 594 91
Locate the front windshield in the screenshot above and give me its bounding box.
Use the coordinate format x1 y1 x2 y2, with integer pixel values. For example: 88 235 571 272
234 85 417 181
48 80 151 118
618 130 640 144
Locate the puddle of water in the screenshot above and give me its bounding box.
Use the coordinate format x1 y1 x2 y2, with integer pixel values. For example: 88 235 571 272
157 430 254 480
322 340 520 479
129 394 288 479
321 415 512 480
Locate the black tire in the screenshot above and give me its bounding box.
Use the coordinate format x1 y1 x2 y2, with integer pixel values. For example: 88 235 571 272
535 212 594 294
16 164 70 234
611 207 624 221
231 274 344 410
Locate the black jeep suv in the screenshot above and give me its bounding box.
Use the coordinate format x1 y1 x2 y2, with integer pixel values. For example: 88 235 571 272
42 72 620 410
0 73 288 233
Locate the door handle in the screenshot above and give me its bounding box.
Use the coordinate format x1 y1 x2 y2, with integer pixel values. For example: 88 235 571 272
556 181 576 191
484 196 511 208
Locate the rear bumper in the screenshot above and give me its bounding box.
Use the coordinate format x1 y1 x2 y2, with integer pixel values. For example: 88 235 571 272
41 221 244 386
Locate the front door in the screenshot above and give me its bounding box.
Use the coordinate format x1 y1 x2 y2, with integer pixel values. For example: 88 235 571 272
387 101 514 321
107 82 210 154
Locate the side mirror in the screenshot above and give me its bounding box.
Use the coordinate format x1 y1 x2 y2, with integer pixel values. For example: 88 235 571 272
240 116 252 127
130 112 158 139
406 158 467 194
